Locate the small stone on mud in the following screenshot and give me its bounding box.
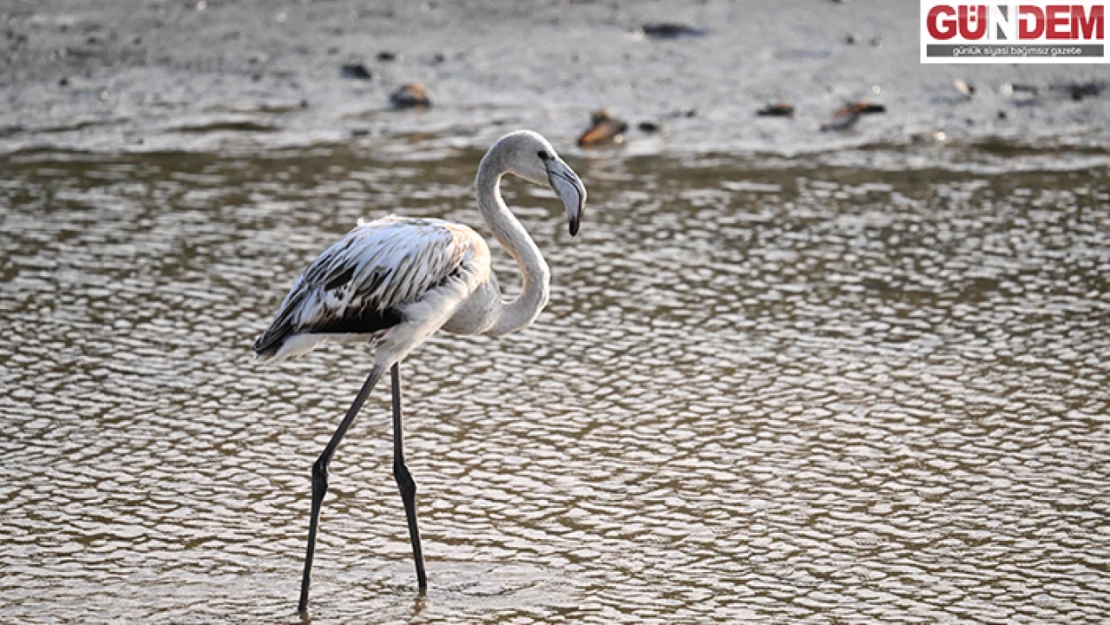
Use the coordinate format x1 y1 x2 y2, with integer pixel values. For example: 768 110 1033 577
1067 81 1102 101
757 102 795 117
954 78 976 99
390 82 431 108
340 63 372 80
640 23 707 39
579 109 628 147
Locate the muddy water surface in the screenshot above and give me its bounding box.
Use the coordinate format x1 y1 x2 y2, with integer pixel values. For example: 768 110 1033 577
1 145 1108 623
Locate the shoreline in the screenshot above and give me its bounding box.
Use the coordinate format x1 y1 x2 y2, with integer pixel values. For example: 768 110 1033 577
1 0 1106 161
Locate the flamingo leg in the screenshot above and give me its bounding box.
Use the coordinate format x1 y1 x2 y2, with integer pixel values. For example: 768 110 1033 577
299 364 385 614
391 362 428 590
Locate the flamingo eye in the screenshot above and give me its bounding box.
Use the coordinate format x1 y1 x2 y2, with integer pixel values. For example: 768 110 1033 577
537 150 550 161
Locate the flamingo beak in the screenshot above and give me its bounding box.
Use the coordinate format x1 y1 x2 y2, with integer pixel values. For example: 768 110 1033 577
546 159 587 236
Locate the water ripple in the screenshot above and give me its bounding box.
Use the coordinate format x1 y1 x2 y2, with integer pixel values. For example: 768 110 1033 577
1 148 1108 623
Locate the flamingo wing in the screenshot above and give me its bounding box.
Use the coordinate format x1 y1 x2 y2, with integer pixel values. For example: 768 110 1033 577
253 216 476 360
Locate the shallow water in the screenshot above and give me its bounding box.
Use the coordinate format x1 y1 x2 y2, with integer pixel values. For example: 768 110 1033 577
1 145 1109 624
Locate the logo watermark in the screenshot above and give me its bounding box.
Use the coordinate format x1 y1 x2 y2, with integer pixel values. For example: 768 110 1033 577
921 1 1108 63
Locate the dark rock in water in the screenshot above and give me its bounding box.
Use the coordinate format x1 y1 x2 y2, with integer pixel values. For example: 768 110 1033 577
640 23 707 39
58 77 69 87
757 102 794 117
351 128 370 137
390 82 431 108
637 121 663 133
579 109 629 147
377 51 398 62
998 110 1008 120
340 63 372 80
859 102 886 114
431 52 446 64
845 33 857 45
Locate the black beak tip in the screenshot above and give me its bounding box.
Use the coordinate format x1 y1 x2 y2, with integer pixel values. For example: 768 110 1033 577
569 220 580 237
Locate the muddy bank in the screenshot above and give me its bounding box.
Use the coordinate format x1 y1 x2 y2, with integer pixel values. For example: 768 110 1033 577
1 0 1108 165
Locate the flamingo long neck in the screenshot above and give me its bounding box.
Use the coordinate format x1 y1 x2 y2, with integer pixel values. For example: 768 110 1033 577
476 149 551 337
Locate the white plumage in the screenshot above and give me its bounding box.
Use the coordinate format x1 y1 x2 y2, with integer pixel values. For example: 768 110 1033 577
254 130 587 614
253 216 489 361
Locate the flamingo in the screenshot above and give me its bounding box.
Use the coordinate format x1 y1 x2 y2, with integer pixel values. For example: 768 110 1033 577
252 130 587 613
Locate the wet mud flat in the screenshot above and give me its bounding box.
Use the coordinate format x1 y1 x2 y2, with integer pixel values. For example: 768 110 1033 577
2 0 1109 157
